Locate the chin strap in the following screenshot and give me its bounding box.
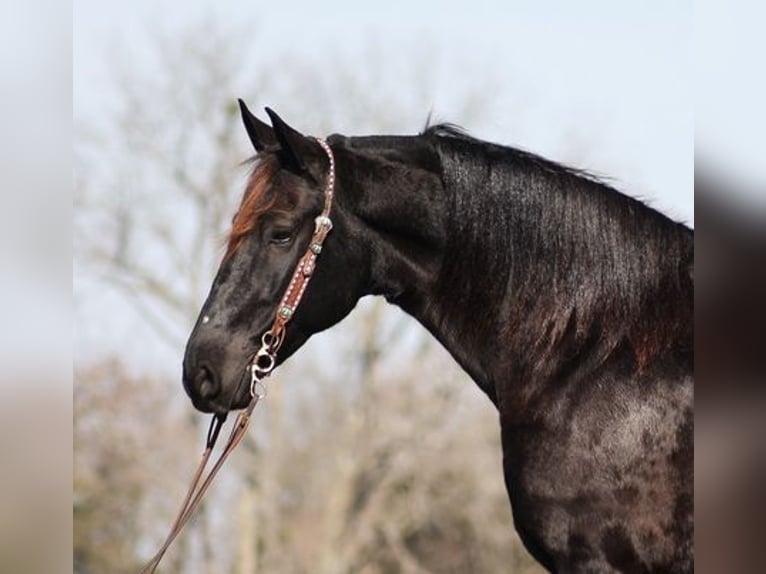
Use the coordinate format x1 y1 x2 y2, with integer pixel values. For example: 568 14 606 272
141 138 335 573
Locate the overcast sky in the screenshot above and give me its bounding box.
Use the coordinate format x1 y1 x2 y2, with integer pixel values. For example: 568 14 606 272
75 0 694 220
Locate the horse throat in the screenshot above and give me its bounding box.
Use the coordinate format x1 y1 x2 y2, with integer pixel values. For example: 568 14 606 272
344 142 499 400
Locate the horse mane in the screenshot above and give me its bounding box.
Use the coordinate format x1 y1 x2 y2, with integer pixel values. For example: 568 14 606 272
422 122 471 139
425 130 693 377
424 122 609 185
224 153 280 261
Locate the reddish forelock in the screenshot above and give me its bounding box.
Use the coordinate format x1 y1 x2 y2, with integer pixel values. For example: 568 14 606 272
224 154 279 261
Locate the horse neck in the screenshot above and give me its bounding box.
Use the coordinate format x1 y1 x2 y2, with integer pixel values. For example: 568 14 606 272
340 136 692 403
337 137 447 303
337 138 503 399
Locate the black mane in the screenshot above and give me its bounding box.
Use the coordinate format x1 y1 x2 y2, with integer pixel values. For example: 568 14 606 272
422 128 693 379
424 122 611 186
422 122 471 140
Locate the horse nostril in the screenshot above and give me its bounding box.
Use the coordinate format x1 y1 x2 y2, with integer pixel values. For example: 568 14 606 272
195 365 220 400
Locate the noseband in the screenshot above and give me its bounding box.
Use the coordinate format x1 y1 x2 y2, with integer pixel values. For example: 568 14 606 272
142 138 336 573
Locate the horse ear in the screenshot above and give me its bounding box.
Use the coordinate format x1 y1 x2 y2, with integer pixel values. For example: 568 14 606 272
238 99 276 151
265 107 319 175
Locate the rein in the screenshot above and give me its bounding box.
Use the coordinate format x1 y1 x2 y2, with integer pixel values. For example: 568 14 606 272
141 138 336 573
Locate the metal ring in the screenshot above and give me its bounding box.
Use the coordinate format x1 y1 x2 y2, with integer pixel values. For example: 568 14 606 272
261 329 283 352
262 331 276 347
253 350 275 373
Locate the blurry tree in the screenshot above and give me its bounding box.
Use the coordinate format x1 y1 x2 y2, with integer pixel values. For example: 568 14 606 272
74 22 253 348
75 21 260 572
74 19 542 574
73 360 197 573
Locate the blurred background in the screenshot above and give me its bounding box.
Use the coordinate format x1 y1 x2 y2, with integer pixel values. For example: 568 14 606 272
70 1 698 573
0 0 756 572
15 0 766 572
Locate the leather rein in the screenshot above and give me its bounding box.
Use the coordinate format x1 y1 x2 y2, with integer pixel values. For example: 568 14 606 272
141 138 336 573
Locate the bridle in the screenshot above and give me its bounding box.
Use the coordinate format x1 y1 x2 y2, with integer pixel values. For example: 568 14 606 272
247 137 336 396
141 138 336 573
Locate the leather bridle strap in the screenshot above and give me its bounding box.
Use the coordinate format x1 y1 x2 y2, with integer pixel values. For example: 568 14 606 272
246 137 335 394
140 138 335 573
140 397 259 573
268 137 336 347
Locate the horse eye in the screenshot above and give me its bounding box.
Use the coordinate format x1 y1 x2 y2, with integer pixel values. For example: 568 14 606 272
269 229 293 246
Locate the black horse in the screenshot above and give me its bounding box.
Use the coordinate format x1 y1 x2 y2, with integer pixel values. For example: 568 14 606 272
183 101 693 573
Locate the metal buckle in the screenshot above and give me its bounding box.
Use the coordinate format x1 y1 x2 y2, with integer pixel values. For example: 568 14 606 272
314 215 333 232
249 331 278 397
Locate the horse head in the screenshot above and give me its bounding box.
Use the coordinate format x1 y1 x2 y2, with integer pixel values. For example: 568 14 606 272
182 101 368 414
